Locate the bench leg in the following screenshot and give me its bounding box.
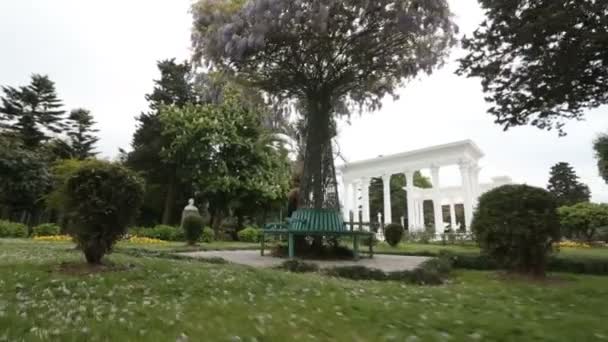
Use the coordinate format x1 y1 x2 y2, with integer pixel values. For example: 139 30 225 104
288 233 294 259
353 235 359 261
260 233 265 256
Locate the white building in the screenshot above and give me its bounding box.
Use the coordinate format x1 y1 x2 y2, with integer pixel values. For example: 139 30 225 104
337 140 512 233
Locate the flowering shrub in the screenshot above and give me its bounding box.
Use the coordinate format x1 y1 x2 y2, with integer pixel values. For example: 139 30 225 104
126 236 168 245
33 235 72 242
556 240 591 249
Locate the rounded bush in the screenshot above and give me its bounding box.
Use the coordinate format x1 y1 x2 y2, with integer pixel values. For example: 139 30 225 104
66 161 144 264
182 214 204 245
384 223 404 247
471 184 560 276
201 227 214 243
237 226 260 242
150 225 180 241
32 223 61 237
0 220 28 238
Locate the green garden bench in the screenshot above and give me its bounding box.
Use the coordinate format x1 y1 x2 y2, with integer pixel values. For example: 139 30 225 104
261 208 374 260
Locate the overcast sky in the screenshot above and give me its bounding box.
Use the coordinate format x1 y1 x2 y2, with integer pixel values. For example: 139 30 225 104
1 0 607 201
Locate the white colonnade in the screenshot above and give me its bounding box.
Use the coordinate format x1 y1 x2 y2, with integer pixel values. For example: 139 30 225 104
337 141 512 234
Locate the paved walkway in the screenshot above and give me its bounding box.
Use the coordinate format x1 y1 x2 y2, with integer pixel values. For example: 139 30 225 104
178 250 430 272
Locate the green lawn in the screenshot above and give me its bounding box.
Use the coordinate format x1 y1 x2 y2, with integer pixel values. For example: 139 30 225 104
1 239 608 341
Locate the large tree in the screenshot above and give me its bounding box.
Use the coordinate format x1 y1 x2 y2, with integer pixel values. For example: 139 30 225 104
0 75 65 148
547 162 591 207
457 1 608 135
160 89 291 237
126 59 197 225
192 0 457 208
593 133 608 184
66 108 99 160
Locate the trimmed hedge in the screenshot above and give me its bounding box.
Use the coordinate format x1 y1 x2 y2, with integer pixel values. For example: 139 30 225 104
0 220 28 238
384 223 404 247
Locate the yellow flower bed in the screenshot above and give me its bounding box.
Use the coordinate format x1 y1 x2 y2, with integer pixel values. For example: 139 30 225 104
556 240 591 249
33 235 72 242
126 236 168 245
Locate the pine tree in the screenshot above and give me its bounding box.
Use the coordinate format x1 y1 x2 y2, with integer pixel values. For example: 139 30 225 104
547 162 591 206
0 75 65 148
66 108 99 160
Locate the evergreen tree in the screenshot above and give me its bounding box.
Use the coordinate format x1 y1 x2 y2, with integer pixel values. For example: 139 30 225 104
126 59 196 225
593 133 608 184
547 162 591 207
0 75 65 148
66 108 99 160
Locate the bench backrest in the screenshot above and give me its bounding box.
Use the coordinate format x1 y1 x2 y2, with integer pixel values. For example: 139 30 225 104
288 209 346 232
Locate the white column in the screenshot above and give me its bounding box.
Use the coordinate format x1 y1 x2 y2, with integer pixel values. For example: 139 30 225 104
449 201 457 231
382 174 392 224
361 177 371 226
419 200 426 230
459 162 474 231
470 165 481 207
404 171 415 230
344 182 353 220
430 166 444 235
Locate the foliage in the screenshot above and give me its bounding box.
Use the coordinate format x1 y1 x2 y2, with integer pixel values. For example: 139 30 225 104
0 74 65 148
126 236 169 245
131 225 185 242
558 203 608 242
182 214 204 245
547 162 591 206
279 260 320 273
32 223 61 237
45 159 106 217
65 161 145 264
593 133 608 184
0 220 28 238
65 108 99 159
457 0 608 135
471 184 561 276
192 0 457 207
160 90 291 235
322 257 451 285
0 137 51 212
201 227 214 243
403 231 436 245
237 226 260 243
384 223 404 247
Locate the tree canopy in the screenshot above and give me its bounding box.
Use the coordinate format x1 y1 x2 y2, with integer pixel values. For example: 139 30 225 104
0 74 65 148
191 0 457 208
159 89 291 234
547 162 591 207
593 133 608 184
66 108 99 160
457 0 608 135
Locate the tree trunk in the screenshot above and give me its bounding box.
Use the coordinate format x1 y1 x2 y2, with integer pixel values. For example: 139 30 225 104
299 98 332 209
161 174 177 225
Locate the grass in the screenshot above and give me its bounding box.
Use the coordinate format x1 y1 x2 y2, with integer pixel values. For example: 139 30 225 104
1 239 608 341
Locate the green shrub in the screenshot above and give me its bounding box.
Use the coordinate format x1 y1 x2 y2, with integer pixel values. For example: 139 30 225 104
384 223 404 247
66 161 144 264
32 223 61 237
362 234 378 247
149 225 182 241
0 220 28 238
182 214 204 245
279 260 319 273
471 184 561 276
237 226 260 242
201 227 214 243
